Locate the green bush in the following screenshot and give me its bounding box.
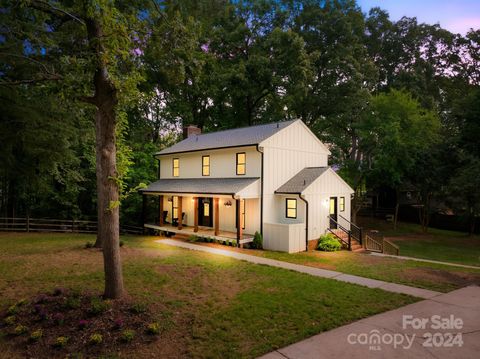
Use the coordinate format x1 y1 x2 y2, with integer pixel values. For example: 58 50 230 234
64 296 81 309
89 333 103 345
4 315 16 325
317 234 342 252
53 336 68 348
146 322 160 335
129 303 147 314
7 305 18 315
251 231 263 249
120 329 135 343
14 324 28 335
88 297 111 315
231 239 237 247
30 329 43 342
119 240 125 247
188 235 199 242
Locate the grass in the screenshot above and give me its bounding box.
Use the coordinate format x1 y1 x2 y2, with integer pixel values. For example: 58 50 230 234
358 218 480 267
0 232 416 358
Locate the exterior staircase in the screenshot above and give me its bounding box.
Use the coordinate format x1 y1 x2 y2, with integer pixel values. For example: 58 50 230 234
330 229 364 252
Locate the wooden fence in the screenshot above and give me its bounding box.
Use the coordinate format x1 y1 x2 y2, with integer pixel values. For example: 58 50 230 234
364 232 399 255
0 217 143 235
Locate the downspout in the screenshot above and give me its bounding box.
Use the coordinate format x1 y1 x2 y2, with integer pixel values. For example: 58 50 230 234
255 145 264 235
299 194 309 251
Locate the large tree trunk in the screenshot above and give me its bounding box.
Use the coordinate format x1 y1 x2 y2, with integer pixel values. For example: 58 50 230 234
94 110 104 248
86 18 124 299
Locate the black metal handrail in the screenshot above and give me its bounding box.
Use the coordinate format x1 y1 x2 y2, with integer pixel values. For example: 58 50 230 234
338 214 363 245
327 216 351 250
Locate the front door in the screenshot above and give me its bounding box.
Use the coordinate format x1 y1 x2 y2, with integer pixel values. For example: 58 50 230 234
329 197 338 229
198 197 213 227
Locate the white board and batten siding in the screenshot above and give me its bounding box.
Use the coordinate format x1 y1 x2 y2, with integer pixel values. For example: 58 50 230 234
260 120 330 224
303 169 354 240
159 146 261 179
263 222 306 253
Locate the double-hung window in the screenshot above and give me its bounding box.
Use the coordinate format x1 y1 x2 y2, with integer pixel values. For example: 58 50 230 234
172 158 179 177
202 155 210 176
286 198 297 219
340 197 345 212
236 152 246 175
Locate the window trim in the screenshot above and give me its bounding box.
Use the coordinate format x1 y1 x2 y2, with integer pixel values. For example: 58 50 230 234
172 196 178 220
286 198 297 219
236 152 246 175
340 197 345 212
172 158 179 177
202 155 210 176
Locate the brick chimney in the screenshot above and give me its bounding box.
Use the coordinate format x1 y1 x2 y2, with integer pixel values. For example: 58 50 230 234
183 124 201 139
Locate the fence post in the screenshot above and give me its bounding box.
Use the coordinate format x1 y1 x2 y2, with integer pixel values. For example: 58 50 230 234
26 215 30 232
348 232 351 251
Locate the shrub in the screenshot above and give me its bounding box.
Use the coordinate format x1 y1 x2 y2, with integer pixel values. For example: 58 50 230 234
129 303 147 314
4 315 16 325
146 322 160 335
30 329 43 341
119 240 125 247
53 336 68 348
88 297 111 315
84 242 94 249
317 234 342 252
14 325 28 335
64 296 81 309
251 231 263 249
78 319 89 330
89 333 103 345
120 329 135 343
188 235 199 242
7 305 18 315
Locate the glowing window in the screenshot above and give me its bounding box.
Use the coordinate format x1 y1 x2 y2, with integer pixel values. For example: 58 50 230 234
202 156 210 176
236 152 246 175
286 198 297 219
340 197 345 212
172 158 179 177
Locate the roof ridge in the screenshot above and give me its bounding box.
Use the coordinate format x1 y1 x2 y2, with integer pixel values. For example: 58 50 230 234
193 119 298 138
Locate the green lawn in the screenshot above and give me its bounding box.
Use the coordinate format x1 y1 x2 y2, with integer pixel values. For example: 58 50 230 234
0 232 416 359
359 218 480 267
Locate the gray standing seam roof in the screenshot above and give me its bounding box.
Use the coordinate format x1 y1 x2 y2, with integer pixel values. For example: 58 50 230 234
156 120 297 155
140 177 260 195
275 167 329 194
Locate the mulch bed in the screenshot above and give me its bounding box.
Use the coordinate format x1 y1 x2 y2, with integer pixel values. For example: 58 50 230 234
0 288 161 358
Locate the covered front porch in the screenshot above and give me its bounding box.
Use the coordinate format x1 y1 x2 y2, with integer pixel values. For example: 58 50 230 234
139 177 261 247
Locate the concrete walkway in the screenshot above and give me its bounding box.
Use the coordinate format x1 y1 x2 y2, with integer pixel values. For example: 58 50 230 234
259 286 480 359
370 252 480 270
158 239 442 299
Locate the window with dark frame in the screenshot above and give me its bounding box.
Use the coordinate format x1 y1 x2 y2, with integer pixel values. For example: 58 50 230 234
202 155 210 176
340 197 345 212
172 196 178 219
236 152 246 175
172 158 179 177
286 198 297 219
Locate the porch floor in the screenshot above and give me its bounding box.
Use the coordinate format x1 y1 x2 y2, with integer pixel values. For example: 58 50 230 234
144 223 254 245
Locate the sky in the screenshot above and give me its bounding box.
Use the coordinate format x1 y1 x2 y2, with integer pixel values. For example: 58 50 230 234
357 0 480 34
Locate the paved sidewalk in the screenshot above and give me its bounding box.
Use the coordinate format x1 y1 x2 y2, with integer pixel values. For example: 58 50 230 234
370 252 480 270
158 239 442 299
259 286 480 359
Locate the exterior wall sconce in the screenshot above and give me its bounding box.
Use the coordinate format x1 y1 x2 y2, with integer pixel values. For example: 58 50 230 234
224 200 232 207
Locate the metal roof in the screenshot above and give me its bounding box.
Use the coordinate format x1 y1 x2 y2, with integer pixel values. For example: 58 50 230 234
275 167 329 194
156 120 297 155
139 177 260 195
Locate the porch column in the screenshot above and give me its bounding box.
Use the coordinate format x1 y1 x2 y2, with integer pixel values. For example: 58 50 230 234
159 195 164 226
236 198 242 248
194 197 199 232
214 198 219 236
177 196 183 230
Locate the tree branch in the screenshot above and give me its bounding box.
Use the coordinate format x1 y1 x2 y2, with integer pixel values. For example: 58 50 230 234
27 0 85 25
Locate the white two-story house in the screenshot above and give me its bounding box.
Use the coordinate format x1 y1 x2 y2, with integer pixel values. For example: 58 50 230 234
140 119 354 253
